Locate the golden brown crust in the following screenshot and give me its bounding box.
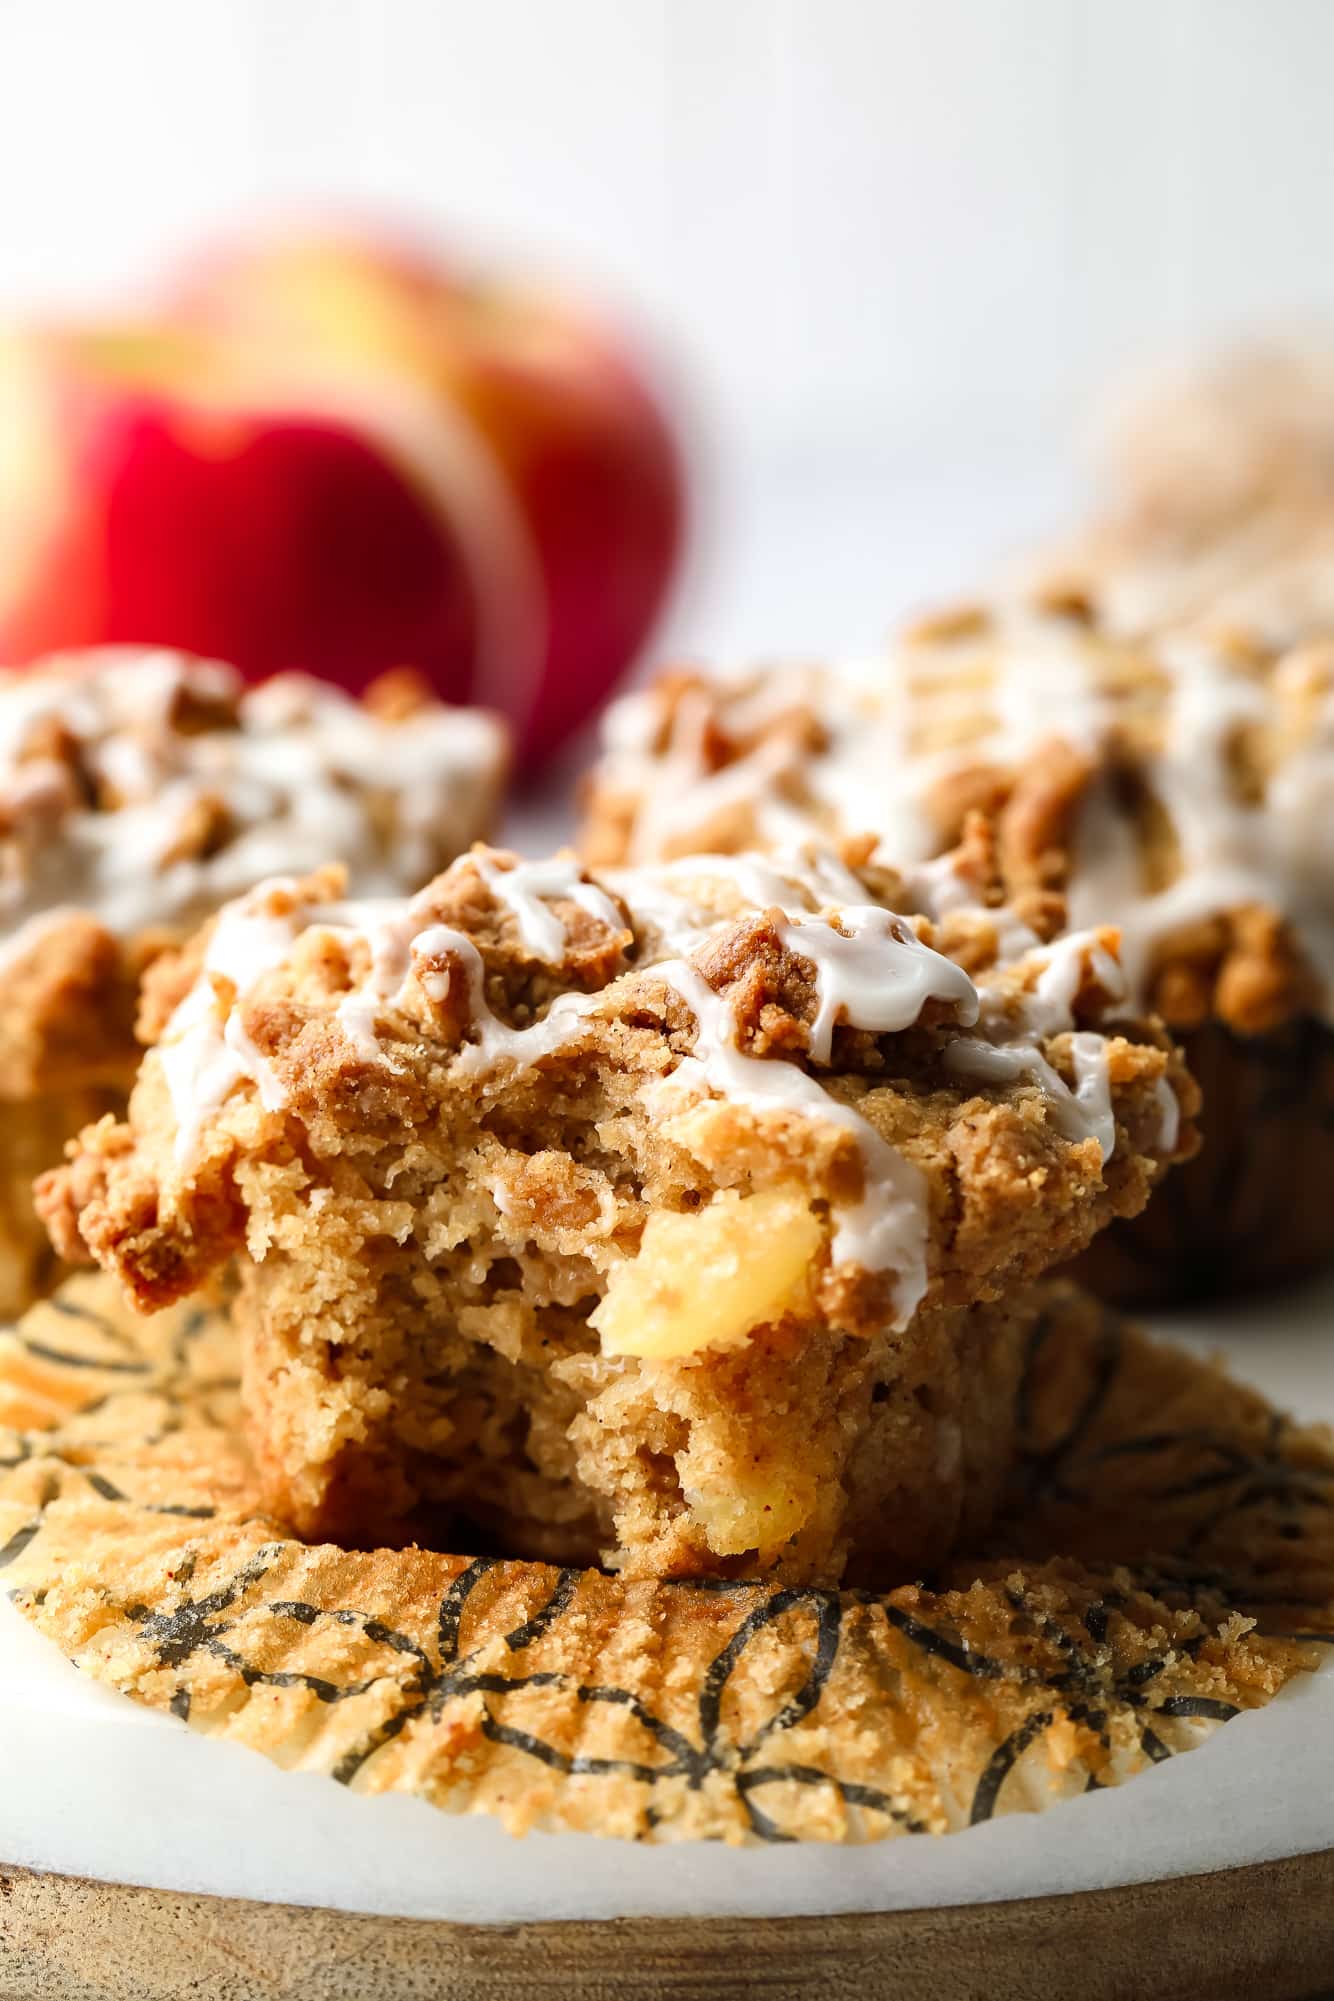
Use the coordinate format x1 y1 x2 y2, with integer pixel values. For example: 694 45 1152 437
40 849 1197 1307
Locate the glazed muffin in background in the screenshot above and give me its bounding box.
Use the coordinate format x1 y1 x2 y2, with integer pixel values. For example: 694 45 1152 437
0 649 508 1315
38 838 1195 1584
581 603 1334 1306
1029 486 1334 660
1026 337 1334 653
1093 339 1334 529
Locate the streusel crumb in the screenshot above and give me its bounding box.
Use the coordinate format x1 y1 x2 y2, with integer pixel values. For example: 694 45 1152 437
582 615 1334 1036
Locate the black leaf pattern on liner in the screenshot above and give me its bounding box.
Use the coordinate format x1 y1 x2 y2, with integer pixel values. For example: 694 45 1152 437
735 1766 928 1842
0 1473 60 1576
1154 1696 1242 1724
0 1451 220 1526
696 1590 842 1752
503 1567 580 1650
10 1339 150 1376
1009 1304 1124 1509
29 1532 1274 1841
326 1572 861 1828
42 1292 148 1354
83 1471 216 1522
4 1285 1334 1842
1083 1410 1334 1552
0 1518 43 1572
1005 1307 1334 1589
969 1709 1055 1825
955 1584 1229 1822
0 1289 240 1506
880 1600 1009 1681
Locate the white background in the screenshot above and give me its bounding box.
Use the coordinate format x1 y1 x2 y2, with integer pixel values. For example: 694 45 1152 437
2 1 1332 655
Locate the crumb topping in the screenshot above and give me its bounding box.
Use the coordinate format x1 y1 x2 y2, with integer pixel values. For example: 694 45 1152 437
0 649 508 959
1093 338 1334 535
584 617 1334 1032
127 842 1175 1326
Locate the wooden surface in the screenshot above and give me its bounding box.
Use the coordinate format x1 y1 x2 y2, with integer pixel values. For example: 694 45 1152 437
2 1849 1333 2001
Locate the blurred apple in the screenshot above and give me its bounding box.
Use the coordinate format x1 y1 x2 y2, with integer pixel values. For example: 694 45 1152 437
0 231 685 765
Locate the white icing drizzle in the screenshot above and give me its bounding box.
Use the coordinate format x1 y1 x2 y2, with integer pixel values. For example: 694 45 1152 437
944 932 1128 1164
332 897 605 1081
151 850 1168 1314
333 899 427 1062
777 907 978 1062
408 926 605 1078
0 651 506 951
594 618 1334 1022
327 859 626 1065
602 849 871 958
901 850 1044 960
159 884 315 1163
652 959 934 1324
1152 1073 1181 1154
471 855 624 961
611 680 849 864
1065 634 1334 1005
1065 500 1334 654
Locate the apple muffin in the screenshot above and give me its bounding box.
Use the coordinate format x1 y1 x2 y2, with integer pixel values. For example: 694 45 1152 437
583 604 1334 1304
1096 339 1334 529
1 648 507 1315
39 841 1196 1584
1028 499 1334 660
1022 338 1334 653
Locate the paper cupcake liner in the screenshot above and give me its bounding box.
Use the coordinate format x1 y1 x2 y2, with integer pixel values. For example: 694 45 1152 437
1072 1015 1334 1308
1 1276 1330 1846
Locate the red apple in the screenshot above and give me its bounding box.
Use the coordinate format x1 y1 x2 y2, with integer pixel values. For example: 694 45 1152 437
174 229 686 759
0 327 481 690
0 232 685 766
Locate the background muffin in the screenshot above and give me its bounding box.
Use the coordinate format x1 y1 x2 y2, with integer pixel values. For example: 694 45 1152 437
582 604 1333 1305
0 648 507 1314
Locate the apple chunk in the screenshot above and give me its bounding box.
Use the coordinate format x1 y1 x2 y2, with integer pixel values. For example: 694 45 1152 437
591 1188 823 1361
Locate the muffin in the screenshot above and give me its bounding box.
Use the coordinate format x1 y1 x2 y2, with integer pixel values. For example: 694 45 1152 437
1030 498 1334 658
582 605 1332 1304
1027 337 1334 651
1089 337 1334 535
39 839 1195 1583
0 648 507 1314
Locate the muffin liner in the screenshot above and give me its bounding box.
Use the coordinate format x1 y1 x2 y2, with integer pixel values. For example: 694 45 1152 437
1072 1015 1334 1308
1 1275 1331 1846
